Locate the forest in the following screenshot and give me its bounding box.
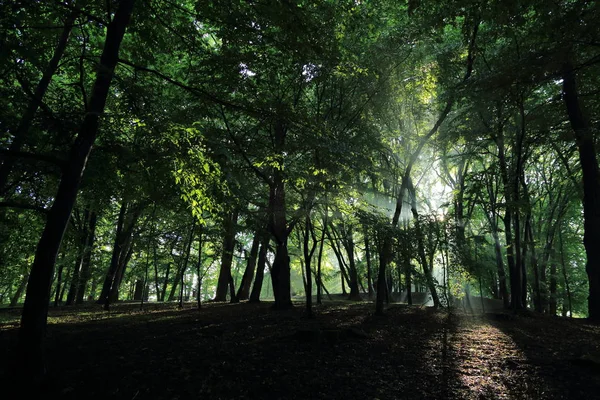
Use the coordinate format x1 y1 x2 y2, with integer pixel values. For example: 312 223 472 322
1 0 600 398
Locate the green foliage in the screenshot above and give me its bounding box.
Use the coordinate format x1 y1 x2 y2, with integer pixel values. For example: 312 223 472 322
0 0 597 319
169 124 227 222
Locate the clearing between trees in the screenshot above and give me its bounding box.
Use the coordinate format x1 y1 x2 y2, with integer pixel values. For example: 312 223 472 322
2 301 599 399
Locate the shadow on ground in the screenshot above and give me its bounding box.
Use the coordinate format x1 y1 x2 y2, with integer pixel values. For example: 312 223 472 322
488 312 600 399
2 301 600 399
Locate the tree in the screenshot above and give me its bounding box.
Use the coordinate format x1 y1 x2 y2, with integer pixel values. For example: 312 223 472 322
14 0 136 383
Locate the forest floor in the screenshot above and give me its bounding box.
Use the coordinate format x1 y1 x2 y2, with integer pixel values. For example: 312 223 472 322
1 300 600 399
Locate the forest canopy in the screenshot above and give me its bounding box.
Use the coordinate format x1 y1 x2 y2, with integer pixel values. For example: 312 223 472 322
1 0 599 384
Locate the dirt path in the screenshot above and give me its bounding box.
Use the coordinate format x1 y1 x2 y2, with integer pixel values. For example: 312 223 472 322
1 302 599 399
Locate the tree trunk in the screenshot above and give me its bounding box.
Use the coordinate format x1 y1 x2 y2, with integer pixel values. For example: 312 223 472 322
539 195 568 313
302 213 316 317
386 269 393 303
179 223 195 308
108 236 135 304
168 227 194 303
549 262 558 315
376 231 390 315
15 0 135 383
53 258 65 307
316 208 328 305
495 115 523 310
161 262 171 302
484 166 509 308
228 273 236 301
559 229 572 317
97 201 127 305
140 204 156 311
489 271 499 299
10 270 29 307
65 251 83 306
249 232 269 303
153 236 161 302
341 226 361 301
491 228 509 308
526 216 543 313
408 180 440 308
269 119 292 309
405 260 413 305
100 201 141 309
0 8 79 193
235 231 260 301
316 225 325 305
196 226 203 309
66 211 90 305
214 209 238 301
133 280 144 301
562 60 600 320
364 229 374 299
515 100 527 310
327 230 351 293
76 210 97 304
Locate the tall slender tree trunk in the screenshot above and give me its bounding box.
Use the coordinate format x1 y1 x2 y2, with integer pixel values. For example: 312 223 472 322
485 170 509 308
408 179 440 308
15 0 135 383
303 213 315 317
161 262 171 302
99 201 141 309
542 196 569 314
97 202 127 304
168 235 189 302
526 216 543 313
491 229 509 308
559 229 573 317
179 223 195 308
495 117 522 310
442 228 451 307
108 237 134 304
58 279 68 304
316 211 329 304
140 204 156 311
65 250 84 306
405 258 413 305
549 262 558 315
10 269 29 307
76 210 97 304
269 119 292 309
53 259 64 307
516 100 528 309
341 226 361 301
316 211 327 305
214 209 238 301
249 232 269 303
364 230 374 299
153 237 161 302
133 280 144 301
0 8 79 193
376 231 390 315
66 211 90 305
562 60 600 320
327 230 351 292
196 226 203 309
235 231 260 301
412 209 440 308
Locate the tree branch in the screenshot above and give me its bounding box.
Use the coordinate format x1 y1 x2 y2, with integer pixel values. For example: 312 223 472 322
0 201 48 214
0 149 65 168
